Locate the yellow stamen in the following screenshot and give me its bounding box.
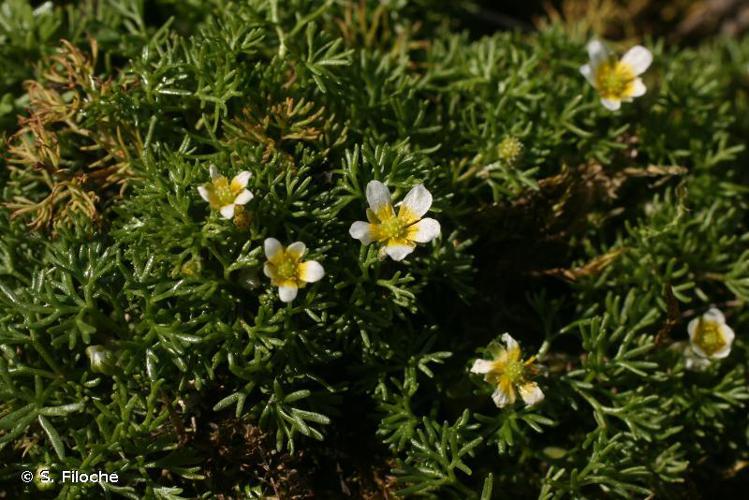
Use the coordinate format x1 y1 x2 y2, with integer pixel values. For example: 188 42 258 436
209 177 235 207
594 61 636 100
694 320 727 356
485 356 525 388
503 359 524 383
203 174 246 209
273 254 299 281
373 215 408 241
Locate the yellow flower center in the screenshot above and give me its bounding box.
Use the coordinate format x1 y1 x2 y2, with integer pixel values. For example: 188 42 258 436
503 359 524 384
211 177 236 206
486 357 525 388
694 320 726 356
594 61 635 99
274 254 299 281
374 215 408 241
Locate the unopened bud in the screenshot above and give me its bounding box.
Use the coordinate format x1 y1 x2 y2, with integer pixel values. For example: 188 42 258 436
238 268 261 290
181 256 202 277
86 345 115 375
34 464 55 491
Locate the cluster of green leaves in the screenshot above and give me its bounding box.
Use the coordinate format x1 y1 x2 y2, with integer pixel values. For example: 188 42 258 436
1 0 748 498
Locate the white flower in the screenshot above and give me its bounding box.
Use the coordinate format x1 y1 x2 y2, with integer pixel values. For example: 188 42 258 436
33 1 53 16
687 308 735 360
580 39 653 110
263 238 325 303
684 348 711 371
471 334 544 409
198 165 253 219
349 180 441 261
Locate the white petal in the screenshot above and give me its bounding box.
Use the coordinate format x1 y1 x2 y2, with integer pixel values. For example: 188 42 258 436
278 284 298 303
366 180 392 212
601 98 621 111
471 359 493 374
233 171 251 188
687 317 699 343
630 78 646 97
286 242 306 260
400 184 433 221
263 262 274 278
197 185 210 202
704 308 726 325
586 39 609 67
384 243 415 261
690 343 709 359
33 1 53 16
621 45 652 75
349 221 374 244
264 238 283 260
491 387 512 408
220 204 235 219
721 323 735 344
580 63 595 84
712 324 735 359
209 164 220 180
407 218 440 243
685 351 711 371
711 346 731 359
501 333 519 351
233 189 253 205
298 261 324 283
519 382 545 406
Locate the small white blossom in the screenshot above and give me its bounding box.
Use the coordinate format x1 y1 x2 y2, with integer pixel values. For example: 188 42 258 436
684 349 711 371
580 39 653 110
198 165 253 219
33 1 53 16
687 308 735 362
471 334 544 409
263 238 325 303
349 180 441 261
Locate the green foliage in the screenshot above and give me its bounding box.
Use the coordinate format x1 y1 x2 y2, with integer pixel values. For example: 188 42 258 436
1 0 748 497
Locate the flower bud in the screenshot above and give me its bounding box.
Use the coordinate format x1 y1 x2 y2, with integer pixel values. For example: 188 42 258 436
86 345 115 375
238 267 261 290
181 256 202 277
34 465 55 491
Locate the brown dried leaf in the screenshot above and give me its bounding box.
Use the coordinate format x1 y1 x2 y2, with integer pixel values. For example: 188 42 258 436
540 247 626 282
4 39 138 231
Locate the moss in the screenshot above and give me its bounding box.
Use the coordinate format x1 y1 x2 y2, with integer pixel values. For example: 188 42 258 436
1 1 748 498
